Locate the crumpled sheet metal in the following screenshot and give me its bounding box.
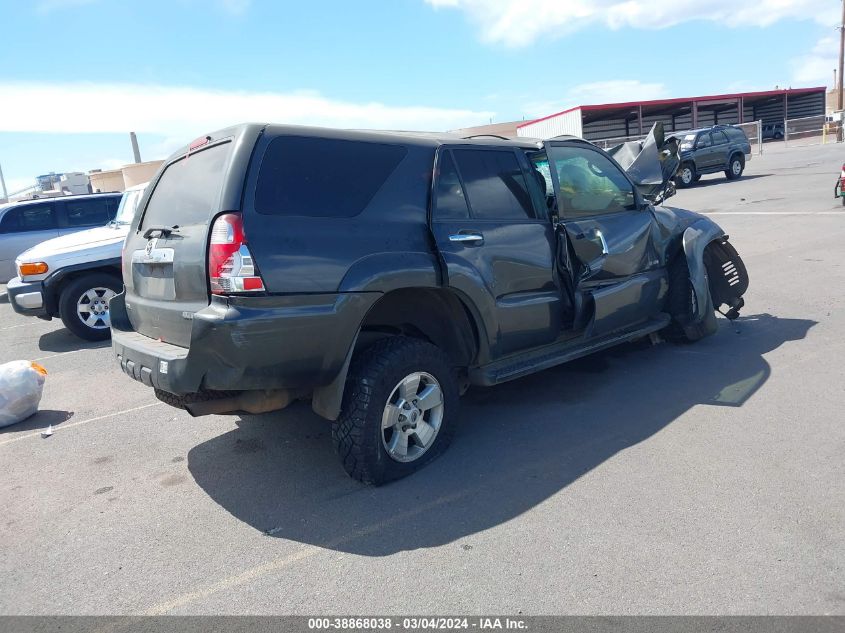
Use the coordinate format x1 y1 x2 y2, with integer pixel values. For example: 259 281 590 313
608 122 680 202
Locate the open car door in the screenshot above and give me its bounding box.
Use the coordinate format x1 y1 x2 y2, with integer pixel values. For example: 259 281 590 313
535 139 667 339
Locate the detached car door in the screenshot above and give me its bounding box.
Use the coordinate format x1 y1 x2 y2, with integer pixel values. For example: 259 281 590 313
542 141 664 338
0 202 60 282
430 146 562 358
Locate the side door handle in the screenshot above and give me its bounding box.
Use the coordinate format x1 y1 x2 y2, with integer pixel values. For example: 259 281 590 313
574 228 608 255
449 232 484 244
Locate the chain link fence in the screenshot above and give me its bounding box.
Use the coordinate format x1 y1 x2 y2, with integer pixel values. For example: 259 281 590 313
784 115 842 147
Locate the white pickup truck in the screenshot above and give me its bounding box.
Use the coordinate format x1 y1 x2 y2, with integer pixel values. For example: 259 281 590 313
6 182 147 341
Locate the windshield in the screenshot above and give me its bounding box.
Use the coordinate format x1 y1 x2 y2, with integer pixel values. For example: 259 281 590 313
114 187 145 224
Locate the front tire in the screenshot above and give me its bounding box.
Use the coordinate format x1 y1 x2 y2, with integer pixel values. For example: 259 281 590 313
726 154 744 180
332 336 460 485
663 256 701 344
58 273 122 341
675 163 696 188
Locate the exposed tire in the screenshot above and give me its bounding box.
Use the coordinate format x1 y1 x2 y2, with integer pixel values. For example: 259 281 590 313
58 273 122 341
693 174 702 182
332 336 460 485
726 154 745 180
841 196 845 207
663 256 699 344
675 163 696 188
153 388 234 410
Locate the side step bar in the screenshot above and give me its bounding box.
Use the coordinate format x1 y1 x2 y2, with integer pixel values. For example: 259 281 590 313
470 314 671 387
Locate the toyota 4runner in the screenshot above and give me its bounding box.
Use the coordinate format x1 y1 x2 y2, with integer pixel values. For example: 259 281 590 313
674 125 752 187
112 123 749 484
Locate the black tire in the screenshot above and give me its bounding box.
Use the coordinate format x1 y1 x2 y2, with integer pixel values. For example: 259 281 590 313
332 336 460 485
725 154 744 180
58 272 122 341
663 256 698 344
675 162 696 188
841 196 845 207
693 174 702 182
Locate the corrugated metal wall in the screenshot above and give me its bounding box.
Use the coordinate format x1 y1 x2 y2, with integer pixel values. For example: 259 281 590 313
743 91 825 124
517 109 583 138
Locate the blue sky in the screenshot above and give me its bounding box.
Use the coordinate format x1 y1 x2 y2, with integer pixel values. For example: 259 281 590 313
0 0 839 194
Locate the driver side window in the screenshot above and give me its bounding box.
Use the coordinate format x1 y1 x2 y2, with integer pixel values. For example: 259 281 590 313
547 146 636 218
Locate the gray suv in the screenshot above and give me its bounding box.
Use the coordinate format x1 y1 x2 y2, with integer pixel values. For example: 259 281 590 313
674 125 752 187
0 193 121 283
112 123 749 484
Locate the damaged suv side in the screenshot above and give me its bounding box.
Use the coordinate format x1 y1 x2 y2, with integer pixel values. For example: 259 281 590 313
112 123 749 484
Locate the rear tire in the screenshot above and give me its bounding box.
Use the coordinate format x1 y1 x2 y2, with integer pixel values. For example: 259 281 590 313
332 336 460 485
58 273 122 341
726 154 744 180
663 256 699 344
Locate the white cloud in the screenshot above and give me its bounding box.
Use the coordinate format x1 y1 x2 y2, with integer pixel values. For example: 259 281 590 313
523 79 669 118
0 81 495 138
791 35 838 86
425 0 840 47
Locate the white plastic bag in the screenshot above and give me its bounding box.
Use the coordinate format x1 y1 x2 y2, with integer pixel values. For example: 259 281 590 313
0 361 48 428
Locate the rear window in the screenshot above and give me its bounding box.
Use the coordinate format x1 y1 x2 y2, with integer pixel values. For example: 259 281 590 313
725 127 747 141
141 142 231 227
0 203 57 233
255 136 407 217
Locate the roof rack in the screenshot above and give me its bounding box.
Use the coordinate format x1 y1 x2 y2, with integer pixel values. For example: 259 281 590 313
461 134 511 140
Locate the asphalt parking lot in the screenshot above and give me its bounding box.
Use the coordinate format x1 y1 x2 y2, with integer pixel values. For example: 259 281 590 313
1 142 844 616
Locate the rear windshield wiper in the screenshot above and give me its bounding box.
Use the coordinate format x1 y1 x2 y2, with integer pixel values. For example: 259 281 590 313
142 225 180 239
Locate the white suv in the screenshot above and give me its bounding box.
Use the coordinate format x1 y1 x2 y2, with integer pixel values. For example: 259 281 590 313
7 182 147 340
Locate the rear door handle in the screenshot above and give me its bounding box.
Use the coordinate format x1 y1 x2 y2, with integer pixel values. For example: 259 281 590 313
449 233 484 244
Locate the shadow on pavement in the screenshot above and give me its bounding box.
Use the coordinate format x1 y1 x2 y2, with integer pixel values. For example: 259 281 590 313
188 313 814 556
690 174 771 188
0 409 74 434
38 328 109 353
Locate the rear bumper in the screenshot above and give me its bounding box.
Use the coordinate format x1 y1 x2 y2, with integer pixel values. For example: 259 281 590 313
111 291 377 396
6 277 50 319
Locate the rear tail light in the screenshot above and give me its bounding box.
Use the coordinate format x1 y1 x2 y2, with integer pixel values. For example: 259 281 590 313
208 212 266 295
840 163 845 180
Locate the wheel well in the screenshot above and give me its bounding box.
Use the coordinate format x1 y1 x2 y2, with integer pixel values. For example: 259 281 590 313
47 266 122 316
355 288 479 367
729 151 744 164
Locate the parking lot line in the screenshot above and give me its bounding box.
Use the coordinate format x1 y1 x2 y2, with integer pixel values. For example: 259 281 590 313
144 488 474 615
32 348 98 362
0 402 163 448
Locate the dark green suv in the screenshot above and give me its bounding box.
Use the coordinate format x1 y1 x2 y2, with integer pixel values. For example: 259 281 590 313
674 125 752 188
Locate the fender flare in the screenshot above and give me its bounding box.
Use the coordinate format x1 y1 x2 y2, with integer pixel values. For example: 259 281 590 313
680 218 725 339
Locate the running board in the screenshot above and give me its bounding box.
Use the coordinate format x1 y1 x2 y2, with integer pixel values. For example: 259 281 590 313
470 315 671 387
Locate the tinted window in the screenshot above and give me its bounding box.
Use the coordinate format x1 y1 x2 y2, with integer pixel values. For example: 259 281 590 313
547 146 636 218
65 198 112 227
255 136 407 217
452 149 534 220
697 134 712 148
433 151 470 220
725 127 747 141
142 142 232 227
712 130 730 145
0 203 57 233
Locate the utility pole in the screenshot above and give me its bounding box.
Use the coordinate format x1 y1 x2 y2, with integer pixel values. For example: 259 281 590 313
838 0 844 111
0 161 8 201
129 132 142 164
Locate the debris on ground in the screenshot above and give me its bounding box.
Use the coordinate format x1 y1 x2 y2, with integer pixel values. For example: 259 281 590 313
0 361 48 428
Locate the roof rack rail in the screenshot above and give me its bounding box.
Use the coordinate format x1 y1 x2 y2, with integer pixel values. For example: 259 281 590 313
461 134 511 140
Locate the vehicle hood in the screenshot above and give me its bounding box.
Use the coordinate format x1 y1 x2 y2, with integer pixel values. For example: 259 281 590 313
608 122 681 204
18 224 129 261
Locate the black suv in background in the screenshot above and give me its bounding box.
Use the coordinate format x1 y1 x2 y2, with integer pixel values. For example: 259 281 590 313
112 124 749 484
674 125 752 187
